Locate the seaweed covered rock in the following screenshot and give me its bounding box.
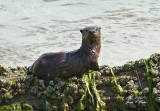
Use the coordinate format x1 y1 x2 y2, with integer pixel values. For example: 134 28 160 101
0 52 160 111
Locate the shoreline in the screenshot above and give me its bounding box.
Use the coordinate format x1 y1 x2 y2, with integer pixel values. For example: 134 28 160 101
0 52 160 111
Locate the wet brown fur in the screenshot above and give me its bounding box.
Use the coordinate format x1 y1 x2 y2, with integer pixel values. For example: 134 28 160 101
29 26 102 80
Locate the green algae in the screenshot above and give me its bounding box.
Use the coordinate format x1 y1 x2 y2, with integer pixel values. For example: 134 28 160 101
43 99 58 111
110 68 127 111
74 72 106 111
61 87 70 111
145 59 155 111
144 59 160 111
0 102 34 111
110 68 123 95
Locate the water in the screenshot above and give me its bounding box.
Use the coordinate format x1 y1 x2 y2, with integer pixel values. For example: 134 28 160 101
0 0 160 67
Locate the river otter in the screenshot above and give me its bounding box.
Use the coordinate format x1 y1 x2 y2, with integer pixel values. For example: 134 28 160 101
29 26 102 80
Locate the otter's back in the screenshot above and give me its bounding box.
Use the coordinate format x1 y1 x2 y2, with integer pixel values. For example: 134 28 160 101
29 50 86 79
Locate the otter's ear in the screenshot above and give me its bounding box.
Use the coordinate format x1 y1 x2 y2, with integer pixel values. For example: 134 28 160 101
80 30 83 33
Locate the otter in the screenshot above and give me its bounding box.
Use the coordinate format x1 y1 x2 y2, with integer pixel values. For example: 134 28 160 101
29 26 103 80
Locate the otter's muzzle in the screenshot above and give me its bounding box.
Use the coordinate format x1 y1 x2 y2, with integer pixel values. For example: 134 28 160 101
89 30 95 34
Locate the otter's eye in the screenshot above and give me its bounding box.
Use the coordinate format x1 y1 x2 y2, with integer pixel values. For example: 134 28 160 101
85 29 88 32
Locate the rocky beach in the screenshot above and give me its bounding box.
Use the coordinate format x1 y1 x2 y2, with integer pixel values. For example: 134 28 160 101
0 53 160 111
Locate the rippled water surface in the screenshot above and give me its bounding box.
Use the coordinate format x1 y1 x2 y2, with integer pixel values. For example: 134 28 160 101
0 0 160 67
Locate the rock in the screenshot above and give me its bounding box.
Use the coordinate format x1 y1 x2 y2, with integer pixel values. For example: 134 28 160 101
78 89 84 96
150 53 160 63
95 71 101 79
37 91 43 98
123 63 132 71
49 80 55 86
155 97 160 103
142 88 149 94
17 82 21 89
102 77 111 85
1 88 8 93
0 52 160 111
4 92 13 99
38 80 45 90
59 81 65 87
104 67 110 75
115 96 124 102
152 88 159 96
31 85 38 95
72 77 77 81
152 77 160 84
126 80 134 90
14 71 21 75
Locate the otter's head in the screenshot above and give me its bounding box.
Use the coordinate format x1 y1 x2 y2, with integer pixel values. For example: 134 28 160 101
80 26 101 44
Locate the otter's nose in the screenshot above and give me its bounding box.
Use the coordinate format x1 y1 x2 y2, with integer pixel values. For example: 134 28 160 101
89 30 95 34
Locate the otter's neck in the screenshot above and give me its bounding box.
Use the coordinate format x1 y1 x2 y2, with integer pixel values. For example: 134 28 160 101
80 37 101 58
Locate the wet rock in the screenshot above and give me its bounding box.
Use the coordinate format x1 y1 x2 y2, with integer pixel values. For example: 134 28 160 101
155 97 160 103
0 65 12 76
134 96 146 106
95 71 101 79
0 52 160 111
153 87 160 103
59 81 65 87
123 63 132 71
37 91 43 98
152 77 160 84
99 69 104 75
126 94 134 101
112 66 123 73
126 101 136 109
156 82 160 90
104 67 111 75
78 89 84 96
1 88 8 93
68 96 74 105
119 76 130 86
17 82 21 89
123 89 128 95
150 69 159 76
126 80 134 90
71 77 77 81
4 92 13 99
54 84 61 90
115 96 124 103
18 89 26 94
139 59 146 66
31 85 39 95
150 53 160 63
107 102 116 110
26 75 34 83
142 88 149 94
110 79 115 86
55 90 61 96
152 88 159 96
134 59 145 68
105 96 111 102
38 80 45 90
14 71 21 75
102 77 111 85
70 83 78 91
49 80 55 86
